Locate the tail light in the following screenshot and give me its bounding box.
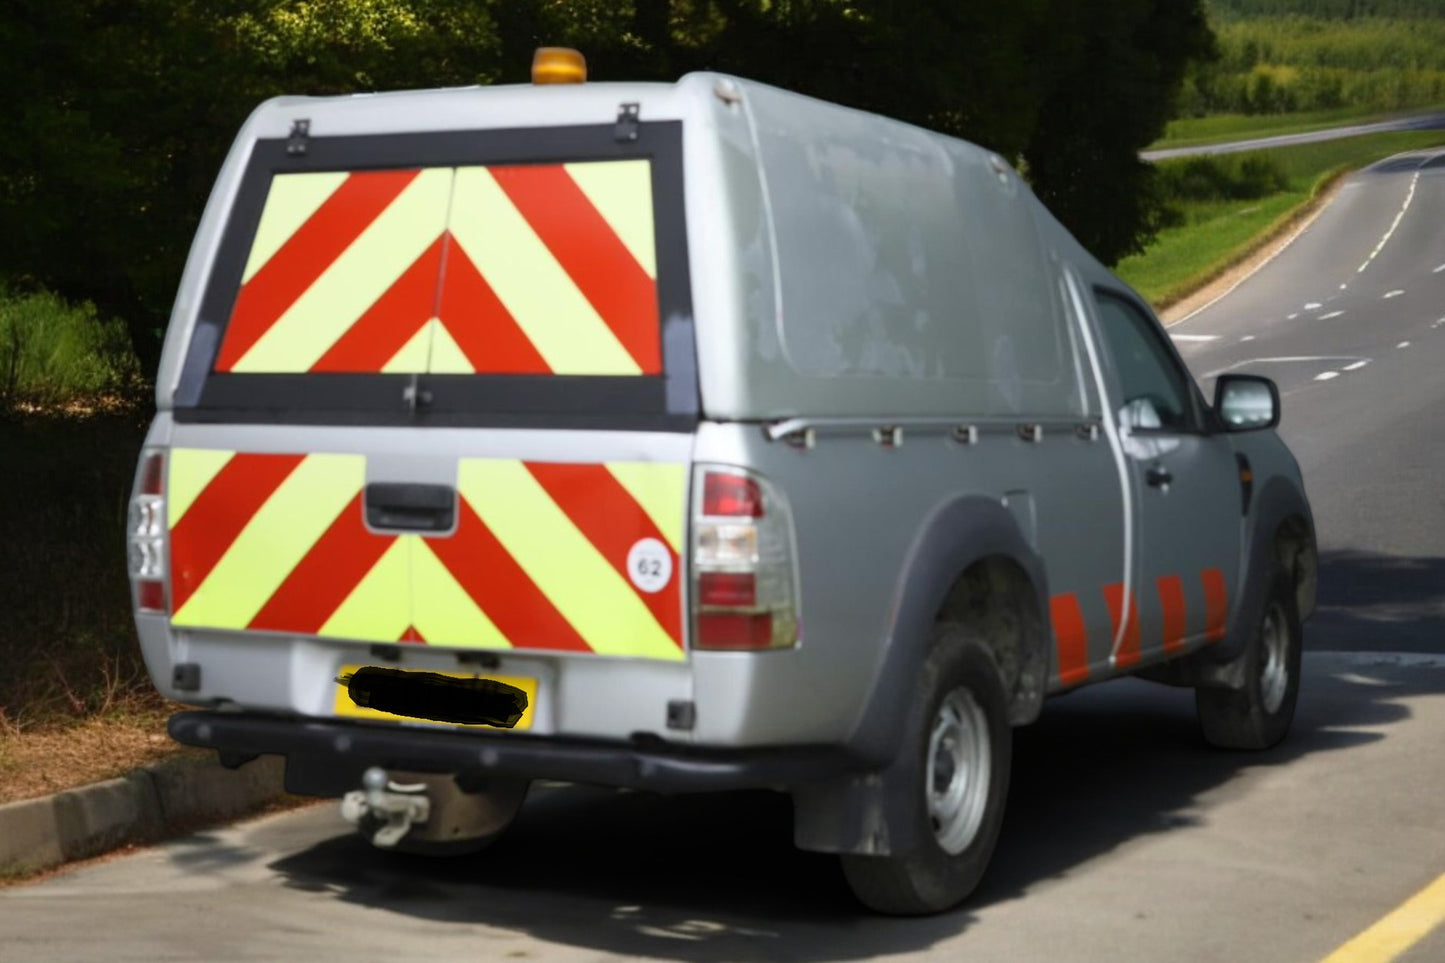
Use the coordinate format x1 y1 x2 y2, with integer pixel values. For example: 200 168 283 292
128 449 169 614
692 467 799 650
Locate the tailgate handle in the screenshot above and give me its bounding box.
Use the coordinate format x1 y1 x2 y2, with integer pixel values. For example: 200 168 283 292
364 483 456 533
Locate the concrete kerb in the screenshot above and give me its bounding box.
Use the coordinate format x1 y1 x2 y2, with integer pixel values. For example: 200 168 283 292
0 753 288 878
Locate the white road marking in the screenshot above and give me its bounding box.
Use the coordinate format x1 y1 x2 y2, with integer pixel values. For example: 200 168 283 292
1203 355 1363 378
1170 334 1220 342
1305 301 1323 310
1241 335 1257 342
1319 311 1346 320
1288 313 1300 320
1358 168 1421 274
1343 360 1370 371
1384 290 1405 299
1315 371 1341 381
1434 264 1445 273
1398 341 1412 348
1340 283 1349 290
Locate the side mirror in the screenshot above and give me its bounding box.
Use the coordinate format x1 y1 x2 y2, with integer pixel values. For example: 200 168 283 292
1214 374 1279 431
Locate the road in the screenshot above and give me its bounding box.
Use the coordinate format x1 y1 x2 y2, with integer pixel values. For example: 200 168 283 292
1141 110 1445 160
5 148 1445 962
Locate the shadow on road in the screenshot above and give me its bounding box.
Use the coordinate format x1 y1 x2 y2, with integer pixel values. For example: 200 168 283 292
1310 549 1445 653
253 651 1445 962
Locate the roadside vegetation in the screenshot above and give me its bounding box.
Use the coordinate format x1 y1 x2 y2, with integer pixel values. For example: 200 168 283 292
1117 129 1445 305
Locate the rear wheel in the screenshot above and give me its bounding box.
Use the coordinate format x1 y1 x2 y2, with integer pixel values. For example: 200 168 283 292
841 625 1012 915
1196 570 1301 750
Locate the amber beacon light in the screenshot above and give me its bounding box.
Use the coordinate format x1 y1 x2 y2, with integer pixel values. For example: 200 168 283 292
532 47 587 85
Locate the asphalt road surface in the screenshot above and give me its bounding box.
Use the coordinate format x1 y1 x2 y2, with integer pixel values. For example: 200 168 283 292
1141 111 1445 160
5 148 1445 962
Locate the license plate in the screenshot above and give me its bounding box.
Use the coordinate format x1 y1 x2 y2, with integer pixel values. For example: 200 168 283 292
333 665 537 731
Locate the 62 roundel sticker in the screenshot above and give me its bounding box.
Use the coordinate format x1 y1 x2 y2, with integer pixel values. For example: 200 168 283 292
627 538 673 594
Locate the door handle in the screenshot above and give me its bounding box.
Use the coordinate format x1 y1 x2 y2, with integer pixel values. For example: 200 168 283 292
1146 464 1173 489
364 483 455 532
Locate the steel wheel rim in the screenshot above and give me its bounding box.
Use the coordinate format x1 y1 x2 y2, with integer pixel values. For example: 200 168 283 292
926 687 991 855
1259 600 1290 715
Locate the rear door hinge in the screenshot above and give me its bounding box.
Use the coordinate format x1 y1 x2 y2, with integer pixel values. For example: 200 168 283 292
615 103 640 142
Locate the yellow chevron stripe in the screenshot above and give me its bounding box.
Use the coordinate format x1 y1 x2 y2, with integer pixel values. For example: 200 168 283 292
318 537 412 642
243 171 349 284
411 539 511 648
233 168 453 373
171 454 364 629
380 318 434 374
456 459 681 660
167 448 235 528
564 160 656 280
605 462 686 553
426 319 474 374
448 167 640 377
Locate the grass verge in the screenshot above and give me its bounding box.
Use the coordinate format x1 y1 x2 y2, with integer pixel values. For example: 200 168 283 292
1118 129 1445 308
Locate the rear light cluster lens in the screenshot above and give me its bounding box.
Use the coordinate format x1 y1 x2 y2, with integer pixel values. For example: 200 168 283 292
128 450 169 614
693 468 799 651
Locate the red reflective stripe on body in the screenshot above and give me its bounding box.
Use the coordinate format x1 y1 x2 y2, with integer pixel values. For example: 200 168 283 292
1202 568 1229 642
400 625 426 644
440 241 551 373
308 238 445 372
1050 593 1090 686
1157 574 1189 653
1105 583 1141 668
425 501 593 653
525 462 684 648
169 454 306 611
488 165 661 373
247 493 394 634
217 170 421 370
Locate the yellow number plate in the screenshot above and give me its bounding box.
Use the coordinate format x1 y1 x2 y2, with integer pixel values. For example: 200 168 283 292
333 665 537 731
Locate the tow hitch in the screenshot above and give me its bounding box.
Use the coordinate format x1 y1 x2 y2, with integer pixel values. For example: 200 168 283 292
340 767 431 848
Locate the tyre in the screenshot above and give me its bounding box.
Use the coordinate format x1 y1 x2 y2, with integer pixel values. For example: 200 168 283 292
841 624 1012 915
1196 569 1301 750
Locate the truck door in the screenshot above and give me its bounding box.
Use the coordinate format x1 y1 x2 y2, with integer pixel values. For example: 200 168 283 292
1088 289 1243 667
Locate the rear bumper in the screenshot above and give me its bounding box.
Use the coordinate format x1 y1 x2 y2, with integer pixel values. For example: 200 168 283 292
169 710 858 797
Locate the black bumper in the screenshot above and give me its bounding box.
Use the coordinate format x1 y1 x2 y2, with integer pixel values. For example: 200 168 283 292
169 711 858 797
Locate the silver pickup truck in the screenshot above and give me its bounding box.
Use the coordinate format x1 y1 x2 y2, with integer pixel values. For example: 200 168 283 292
127 62 1317 915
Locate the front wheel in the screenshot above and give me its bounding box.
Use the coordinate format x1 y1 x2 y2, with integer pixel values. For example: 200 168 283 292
1196 570 1302 750
841 625 1012 915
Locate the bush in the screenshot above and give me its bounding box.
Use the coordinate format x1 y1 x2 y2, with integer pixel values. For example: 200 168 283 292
0 288 141 407
1157 153 1292 203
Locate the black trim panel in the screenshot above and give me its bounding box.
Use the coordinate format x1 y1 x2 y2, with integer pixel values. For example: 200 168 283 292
170 710 857 795
176 121 697 432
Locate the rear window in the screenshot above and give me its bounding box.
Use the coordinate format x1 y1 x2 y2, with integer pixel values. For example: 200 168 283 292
176 123 695 430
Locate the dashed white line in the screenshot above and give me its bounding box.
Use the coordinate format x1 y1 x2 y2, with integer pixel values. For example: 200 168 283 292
1315 371 1341 381
1358 168 1422 274
1241 335 1257 342
1170 334 1220 342
1340 283 1349 290
1305 302 1323 310
1343 360 1370 371
1319 311 1345 320
1434 264 1445 274
1398 341 1412 349
1384 290 1405 299
1288 313 1300 320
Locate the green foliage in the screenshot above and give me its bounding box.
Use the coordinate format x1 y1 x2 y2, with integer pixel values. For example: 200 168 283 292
1183 13 1445 116
1157 154 1291 203
0 289 140 407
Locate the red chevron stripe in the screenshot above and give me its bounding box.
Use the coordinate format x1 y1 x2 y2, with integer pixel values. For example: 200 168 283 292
525 462 683 647
439 236 551 373
309 237 444 372
170 454 306 611
1202 568 1229 642
1158 574 1189 653
425 501 592 653
1050 593 1090 686
247 493 396 634
1105 583 1141 669
216 169 422 370
489 165 661 373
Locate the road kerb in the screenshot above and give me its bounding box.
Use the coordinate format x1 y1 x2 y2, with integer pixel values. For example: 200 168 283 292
0 753 287 879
